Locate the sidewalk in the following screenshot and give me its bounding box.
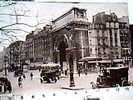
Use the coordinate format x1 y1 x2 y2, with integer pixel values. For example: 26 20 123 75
60 73 97 90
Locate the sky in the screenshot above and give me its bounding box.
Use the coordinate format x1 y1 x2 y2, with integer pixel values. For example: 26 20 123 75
0 0 130 52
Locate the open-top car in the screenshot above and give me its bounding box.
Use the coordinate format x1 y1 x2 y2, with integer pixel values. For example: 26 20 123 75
40 63 61 83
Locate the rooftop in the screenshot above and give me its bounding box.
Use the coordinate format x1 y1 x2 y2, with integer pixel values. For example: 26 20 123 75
52 7 86 23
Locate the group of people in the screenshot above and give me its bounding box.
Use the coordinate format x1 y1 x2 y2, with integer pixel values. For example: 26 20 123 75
18 72 33 87
64 67 88 77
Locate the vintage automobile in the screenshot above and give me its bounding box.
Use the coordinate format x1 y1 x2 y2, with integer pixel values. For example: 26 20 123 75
91 66 129 88
14 69 23 77
40 63 61 83
29 63 42 70
0 77 12 93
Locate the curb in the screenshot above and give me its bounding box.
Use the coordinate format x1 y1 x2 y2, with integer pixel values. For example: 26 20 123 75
61 87 85 90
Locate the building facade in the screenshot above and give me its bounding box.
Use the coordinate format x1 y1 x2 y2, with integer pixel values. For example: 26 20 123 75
91 12 121 59
25 25 53 64
25 31 34 63
23 7 130 71
7 41 24 70
51 7 90 71
33 25 52 63
129 25 133 63
52 7 89 59
118 16 130 62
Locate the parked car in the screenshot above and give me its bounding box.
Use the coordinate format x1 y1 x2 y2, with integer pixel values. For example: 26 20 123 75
40 63 61 83
0 77 12 93
91 66 129 88
14 69 23 77
29 63 41 70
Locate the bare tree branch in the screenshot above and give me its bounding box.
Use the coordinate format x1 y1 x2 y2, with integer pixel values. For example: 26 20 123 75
2 28 30 33
0 23 34 29
0 2 16 7
0 38 12 43
2 31 17 41
0 2 49 47
0 13 36 17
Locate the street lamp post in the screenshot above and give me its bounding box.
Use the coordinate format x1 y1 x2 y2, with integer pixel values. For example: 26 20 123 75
4 55 8 76
65 26 75 87
68 51 75 87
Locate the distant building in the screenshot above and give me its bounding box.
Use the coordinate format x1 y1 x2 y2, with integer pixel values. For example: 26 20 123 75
25 25 53 64
7 41 24 70
0 47 7 70
25 31 34 63
118 16 130 63
33 25 52 63
129 25 133 63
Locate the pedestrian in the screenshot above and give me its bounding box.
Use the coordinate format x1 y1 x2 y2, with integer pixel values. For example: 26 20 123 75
23 73 26 79
65 69 68 76
39 68 41 72
78 69 81 77
30 72 33 80
7 81 12 93
84 68 88 75
18 76 22 87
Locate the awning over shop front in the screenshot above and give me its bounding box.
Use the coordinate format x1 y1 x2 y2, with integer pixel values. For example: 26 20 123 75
98 60 112 63
113 59 123 63
79 56 102 62
30 62 43 67
88 61 98 64
79 57 123 64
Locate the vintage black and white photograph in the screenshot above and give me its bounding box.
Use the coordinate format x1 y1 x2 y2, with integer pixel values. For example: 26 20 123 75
0 1 133 99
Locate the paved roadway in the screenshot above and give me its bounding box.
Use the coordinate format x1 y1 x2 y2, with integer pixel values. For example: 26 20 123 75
6 70 97 95
0 67 133 95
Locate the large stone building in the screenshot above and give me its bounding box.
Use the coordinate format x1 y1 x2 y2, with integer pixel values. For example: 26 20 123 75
87 12 131 69
33 25 52 63
7 41 24 70
24 7 130 71
51 7 90 70
129 25 133 64
88 12 121 69
25 31 34 63
118 16 130 62
25 25 53 64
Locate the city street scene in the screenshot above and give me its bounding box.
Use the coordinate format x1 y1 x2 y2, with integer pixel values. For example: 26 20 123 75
0 1 133 99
